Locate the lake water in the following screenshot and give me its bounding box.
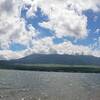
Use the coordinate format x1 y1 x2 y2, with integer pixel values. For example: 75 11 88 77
0 69 100 100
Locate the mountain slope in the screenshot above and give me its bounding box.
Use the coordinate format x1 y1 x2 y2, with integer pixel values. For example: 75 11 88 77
8 54 100 66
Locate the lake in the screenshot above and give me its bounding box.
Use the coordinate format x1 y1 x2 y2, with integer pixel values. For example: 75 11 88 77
0 69 100 100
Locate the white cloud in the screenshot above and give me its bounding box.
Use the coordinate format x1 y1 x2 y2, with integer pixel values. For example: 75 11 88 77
39 10 88 38
27 37 100 57
0 0 37 49
0 0 100 60
28 0 100 38
95 28 100 34
71 0 100 12
0 50 25 60
0 36 100 60
34 0 88 38
89 37 100 51
93 16 98 22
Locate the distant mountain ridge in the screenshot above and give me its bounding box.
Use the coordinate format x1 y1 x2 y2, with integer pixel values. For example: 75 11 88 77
4 54 100 66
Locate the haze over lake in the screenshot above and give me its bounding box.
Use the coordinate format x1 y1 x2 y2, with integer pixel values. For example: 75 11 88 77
0 69 100 100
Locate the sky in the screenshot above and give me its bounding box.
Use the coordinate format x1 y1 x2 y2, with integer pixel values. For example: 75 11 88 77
0 0 100 60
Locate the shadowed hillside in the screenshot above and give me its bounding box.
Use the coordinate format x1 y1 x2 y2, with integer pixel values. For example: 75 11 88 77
0 54 100 73
8 54 100 66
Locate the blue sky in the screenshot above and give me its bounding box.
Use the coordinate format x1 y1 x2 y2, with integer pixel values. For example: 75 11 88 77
0 0 100 59
9 8 100 51
19 6 100 48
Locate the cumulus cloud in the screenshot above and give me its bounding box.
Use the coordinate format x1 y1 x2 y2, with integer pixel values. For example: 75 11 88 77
71 0 100 12
26 37 100 57
31 0 88 38
0 0 37 49
0 50 25 60
0 0 100 60
27 0 100 38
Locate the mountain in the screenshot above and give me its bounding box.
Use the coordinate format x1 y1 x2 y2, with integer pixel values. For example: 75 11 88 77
0 54 100 73
6 54 100 66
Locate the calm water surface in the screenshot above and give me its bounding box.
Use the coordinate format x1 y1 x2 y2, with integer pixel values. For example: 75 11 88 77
0 69 100 100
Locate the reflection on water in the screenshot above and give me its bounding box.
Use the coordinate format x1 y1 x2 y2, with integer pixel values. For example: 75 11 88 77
0 69 100 100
